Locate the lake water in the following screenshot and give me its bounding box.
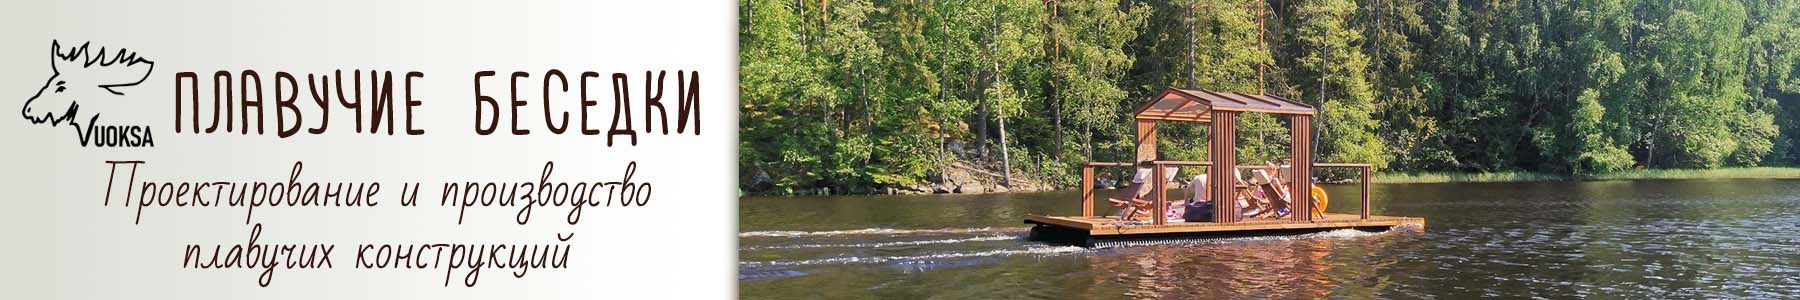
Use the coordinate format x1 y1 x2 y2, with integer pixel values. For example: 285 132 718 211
739 180 1800 299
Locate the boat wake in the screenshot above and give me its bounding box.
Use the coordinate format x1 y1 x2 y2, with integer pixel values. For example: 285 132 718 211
739 227 1074 279
741 234 1023 250
738 224 1422 281
740 244 1089 268
739 227 1027 238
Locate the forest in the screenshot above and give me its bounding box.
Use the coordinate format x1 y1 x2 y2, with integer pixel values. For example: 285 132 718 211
739 0 1800 194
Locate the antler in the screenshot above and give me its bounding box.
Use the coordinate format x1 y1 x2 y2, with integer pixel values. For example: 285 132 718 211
53 41 156 95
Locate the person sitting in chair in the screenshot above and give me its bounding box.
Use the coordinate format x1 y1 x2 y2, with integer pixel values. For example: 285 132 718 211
1183 175 1215 222
1107 162 1178 221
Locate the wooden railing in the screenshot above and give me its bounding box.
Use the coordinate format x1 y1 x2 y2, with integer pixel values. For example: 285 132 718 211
1312 163 1374 220
1078 162 1137 218
1078 161 1375 223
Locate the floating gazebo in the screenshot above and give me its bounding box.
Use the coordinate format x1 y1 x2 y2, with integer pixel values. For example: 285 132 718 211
1025 88 1423 247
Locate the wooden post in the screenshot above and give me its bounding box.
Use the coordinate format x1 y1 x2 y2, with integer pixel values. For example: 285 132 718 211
1290 115 1313 222
1153 164 1166 225
1361 166 1372 220
1136 120 1158 163
1081 165 1094 218
1209 111 1238 223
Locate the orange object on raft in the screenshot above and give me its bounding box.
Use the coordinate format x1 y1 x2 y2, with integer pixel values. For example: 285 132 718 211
1025 88 1423 247
1311 184 1329 219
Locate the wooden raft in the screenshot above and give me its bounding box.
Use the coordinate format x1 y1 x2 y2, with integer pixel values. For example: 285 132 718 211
1026 213 1423 236
1025 88 1427 246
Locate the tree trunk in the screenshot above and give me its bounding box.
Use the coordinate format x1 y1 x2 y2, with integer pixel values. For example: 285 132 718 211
1053 92 1062 160
1048 0 1062 160
999 97 1013 187
1083 117 1092 159
859 66 872 166
840 63 852 134
976 74 990 161
798 0 807 51
1187 7 1197 87
1257 0 1266 93
990 5 1010 186
821 90 835 189
938 12 951 176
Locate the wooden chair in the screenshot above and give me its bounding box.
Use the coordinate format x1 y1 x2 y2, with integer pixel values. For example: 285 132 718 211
1107 166 1179 221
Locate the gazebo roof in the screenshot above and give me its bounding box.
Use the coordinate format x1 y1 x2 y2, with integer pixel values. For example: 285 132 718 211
1133 88 1314 122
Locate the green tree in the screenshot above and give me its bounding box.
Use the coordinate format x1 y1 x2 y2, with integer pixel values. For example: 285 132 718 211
737 0 1800 194
1292 0 1388 172
1628 0 1768 168
741 0 842 192
1743 0 1800 164
1357 0 1435 170
1054 0 1149 162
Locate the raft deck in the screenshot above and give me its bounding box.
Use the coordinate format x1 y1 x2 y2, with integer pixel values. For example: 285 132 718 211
1025 213 1424 246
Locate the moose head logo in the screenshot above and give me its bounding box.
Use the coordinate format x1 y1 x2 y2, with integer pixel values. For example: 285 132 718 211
21 40 157 147
22 40 155 127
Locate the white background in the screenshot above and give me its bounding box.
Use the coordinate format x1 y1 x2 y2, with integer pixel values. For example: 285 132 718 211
0 0 737 298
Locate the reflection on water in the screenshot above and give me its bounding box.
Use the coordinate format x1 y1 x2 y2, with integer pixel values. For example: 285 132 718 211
740 179 1800 299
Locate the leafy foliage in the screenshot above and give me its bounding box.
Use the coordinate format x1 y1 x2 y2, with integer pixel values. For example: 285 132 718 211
740 0 1800 193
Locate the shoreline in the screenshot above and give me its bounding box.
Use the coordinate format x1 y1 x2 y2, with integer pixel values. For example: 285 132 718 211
1375 167 1800 184
744 167 1800 197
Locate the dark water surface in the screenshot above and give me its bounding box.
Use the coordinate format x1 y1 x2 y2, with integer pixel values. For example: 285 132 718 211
740 180 1800 299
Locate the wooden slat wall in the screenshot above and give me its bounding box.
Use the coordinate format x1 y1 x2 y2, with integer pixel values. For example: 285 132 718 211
1289 115 1313 222
1136 120 1157 163
1081 165 1094 218
1138 119 1160 224
1210 111 1238 224
1153 166 1167 225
